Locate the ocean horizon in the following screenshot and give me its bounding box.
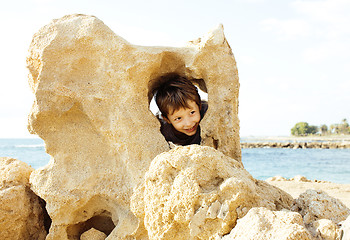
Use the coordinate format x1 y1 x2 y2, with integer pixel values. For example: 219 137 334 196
1 138 349 184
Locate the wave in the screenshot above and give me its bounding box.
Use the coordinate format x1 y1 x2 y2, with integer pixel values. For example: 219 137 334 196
15 144 45 148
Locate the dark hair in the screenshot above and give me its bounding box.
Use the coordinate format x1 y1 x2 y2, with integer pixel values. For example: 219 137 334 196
155 73 201 118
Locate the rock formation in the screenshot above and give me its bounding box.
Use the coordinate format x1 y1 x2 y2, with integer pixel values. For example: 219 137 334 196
292 189 350 225
312 219 342 240
27 14 240 239
131 145 293 239
291 189 350 239
0 157 47 239
80 228 107 240
340 215 350 240
24 14 350 240
221 207 312 240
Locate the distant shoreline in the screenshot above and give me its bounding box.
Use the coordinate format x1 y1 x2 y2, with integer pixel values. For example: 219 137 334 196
241 135 350 142
241 135 350 149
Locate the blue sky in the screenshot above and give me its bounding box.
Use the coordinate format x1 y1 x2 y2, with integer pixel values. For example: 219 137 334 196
0 0 349 137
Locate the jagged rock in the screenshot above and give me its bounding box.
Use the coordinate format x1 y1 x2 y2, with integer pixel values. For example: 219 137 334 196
80 228 107 240
221 207 312 240
0 157 47 240
290 175 311 182
0 156 33 187
312 219 342 240
291 189 350 224
266 175 288 181
131 145 293 239
27 14 240 239
340 215 350 240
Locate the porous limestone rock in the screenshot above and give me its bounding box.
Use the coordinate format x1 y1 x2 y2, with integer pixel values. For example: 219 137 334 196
0 157 47 240
291 189 350 224
266 175 288 181
27 14 240 239
80 228 107 240
340 215 350 240
312 219 342 240
131 145 294 239
0 156 33 187
290 175 311 182
221 207 312 240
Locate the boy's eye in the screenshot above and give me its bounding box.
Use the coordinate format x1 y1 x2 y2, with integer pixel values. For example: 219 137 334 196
190 111 196 115
174 117 181 121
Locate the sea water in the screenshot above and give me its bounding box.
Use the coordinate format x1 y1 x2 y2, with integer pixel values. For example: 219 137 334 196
1 138 349 184
243 148 350 183
0 138 50 169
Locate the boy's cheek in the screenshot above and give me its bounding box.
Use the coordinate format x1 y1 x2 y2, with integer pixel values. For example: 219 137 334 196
195 114 201 123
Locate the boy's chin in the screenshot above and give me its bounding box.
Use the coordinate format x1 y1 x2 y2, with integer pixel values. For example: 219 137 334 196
184 132 196 136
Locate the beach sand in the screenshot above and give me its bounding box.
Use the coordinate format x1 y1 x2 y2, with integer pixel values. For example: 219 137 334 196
267 180 350 208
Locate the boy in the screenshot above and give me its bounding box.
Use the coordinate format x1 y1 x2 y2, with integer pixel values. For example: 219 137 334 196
154 74 207 146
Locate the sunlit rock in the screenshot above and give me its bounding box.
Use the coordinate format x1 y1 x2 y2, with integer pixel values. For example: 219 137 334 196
0 157 47 240
221 207 312 240
131 145 293 239
312 219 342 240
291 189 350 224
340 215 350 240
27 14 240 239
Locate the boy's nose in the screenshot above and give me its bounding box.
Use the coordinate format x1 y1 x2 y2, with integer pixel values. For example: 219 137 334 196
183 118 192 127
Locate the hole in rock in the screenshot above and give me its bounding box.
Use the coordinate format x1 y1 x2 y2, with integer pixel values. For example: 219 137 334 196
213 138 219 149
149 73 208 146
199 176 224 192
67 210 116 239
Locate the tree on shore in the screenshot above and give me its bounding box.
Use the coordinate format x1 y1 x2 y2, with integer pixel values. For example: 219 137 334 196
291 122 318 136
338 119 350 134
291 118 350 136
329 124 337 134
328 119 350 134
320 124 328 135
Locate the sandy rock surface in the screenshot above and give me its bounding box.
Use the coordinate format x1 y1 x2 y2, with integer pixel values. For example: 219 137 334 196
0 157 47 240
131 145 293 239
222 207 312 240
80 228 107 240
292 189 350 225
0 156 33 187
313 219 342 240
23 13 350 240
26 14 240 239
340 215 350 240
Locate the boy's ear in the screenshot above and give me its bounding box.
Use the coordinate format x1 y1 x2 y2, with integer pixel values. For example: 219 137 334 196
162 114 171 124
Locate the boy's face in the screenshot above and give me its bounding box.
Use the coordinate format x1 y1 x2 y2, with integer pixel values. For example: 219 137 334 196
164 100 201 136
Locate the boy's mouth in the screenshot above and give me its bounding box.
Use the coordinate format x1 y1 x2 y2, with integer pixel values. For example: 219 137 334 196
185 124 198 134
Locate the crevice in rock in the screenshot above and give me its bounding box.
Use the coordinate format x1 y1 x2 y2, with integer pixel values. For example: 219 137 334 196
67 210 116 239
37 196 52 234
213 138 219 149
199 176 224 193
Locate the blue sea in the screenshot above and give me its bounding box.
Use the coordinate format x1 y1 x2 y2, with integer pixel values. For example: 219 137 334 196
1 138 349 184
